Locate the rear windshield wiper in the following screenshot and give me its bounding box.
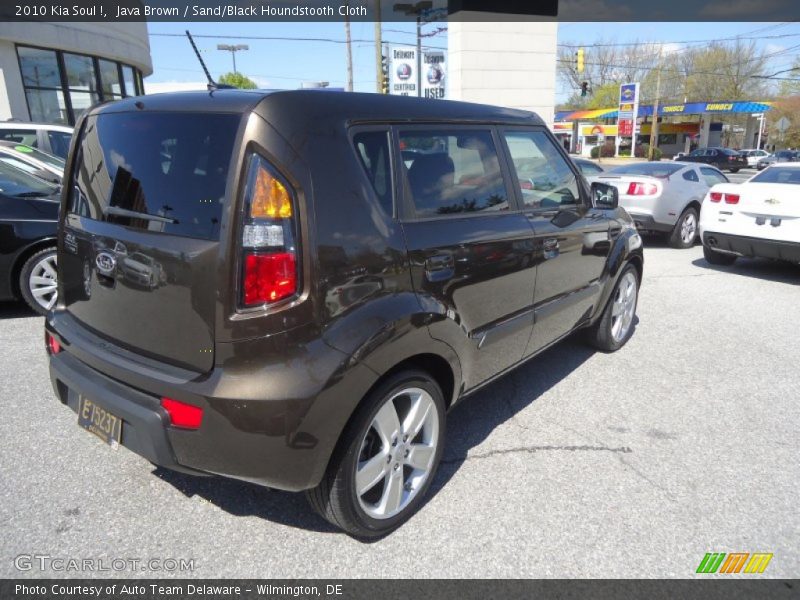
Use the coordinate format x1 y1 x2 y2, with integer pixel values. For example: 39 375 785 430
104 206 179 224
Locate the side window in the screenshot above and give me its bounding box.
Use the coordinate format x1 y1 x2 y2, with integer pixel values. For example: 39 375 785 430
502 130 580 209
682 169 699 182
47 130 72 159
0 129 37 147
353 131 393 216
579 162 603 175
700 167 729 186
399 129 507 217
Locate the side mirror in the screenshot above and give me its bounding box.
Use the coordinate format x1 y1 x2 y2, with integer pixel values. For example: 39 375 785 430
591 182 618 209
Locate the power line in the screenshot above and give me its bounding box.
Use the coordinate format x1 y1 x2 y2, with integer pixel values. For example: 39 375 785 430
150 31 447 50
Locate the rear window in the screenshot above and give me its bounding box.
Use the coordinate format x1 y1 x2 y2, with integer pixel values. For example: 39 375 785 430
69 112 240 240
750 167 800 185
720 148 740 156
608 163 682 178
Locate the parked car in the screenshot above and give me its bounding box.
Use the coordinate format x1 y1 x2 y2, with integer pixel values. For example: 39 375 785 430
0 141 65 184
700 163 800 266
47 91 643 537
0 160 60 314
739 148 769 168
573 157 605 175
673 152 687 160
587 161 729 248
757 154 777 170
0 121 73 159
681 147 748 172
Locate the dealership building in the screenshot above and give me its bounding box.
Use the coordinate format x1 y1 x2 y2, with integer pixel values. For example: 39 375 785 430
0 22 152 125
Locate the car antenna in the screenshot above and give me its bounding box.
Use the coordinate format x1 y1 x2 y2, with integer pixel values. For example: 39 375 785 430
185 30 234 91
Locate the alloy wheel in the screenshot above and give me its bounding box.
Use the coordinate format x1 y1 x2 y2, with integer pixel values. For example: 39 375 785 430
355 387 439 520
610 271 637 342
681 212 697 245
28 254 58 311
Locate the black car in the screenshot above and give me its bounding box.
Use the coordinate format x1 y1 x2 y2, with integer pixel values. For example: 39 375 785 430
47 91 643 537
0 161 60 314
681 147 748 173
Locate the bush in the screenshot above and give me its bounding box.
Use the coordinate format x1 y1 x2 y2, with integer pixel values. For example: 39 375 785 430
590 143 616 158
590 145 600 158
635 144 662 160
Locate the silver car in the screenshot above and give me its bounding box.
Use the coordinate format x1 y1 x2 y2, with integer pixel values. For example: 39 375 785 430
588 161 729 248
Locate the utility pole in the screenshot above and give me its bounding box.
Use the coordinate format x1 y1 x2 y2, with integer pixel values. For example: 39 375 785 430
648 46 663 161
374 0 383 93
344 2 354 92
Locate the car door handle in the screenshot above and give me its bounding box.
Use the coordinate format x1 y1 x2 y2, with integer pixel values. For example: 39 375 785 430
542 238 559 259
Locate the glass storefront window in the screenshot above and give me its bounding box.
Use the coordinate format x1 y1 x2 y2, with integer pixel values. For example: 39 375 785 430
99 59 122 97
25 89 68 124
18 47 60 88
63 53 97 92
122 65 137 97
18 45 144 124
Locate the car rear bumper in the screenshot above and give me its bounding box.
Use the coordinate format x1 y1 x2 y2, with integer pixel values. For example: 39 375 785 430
46 312 374 492
703 232 800 262
627 213 673 233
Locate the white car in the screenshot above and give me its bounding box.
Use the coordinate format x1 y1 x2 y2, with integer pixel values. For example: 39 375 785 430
699 163 800 265
739 148 770 168
0 122 73 159
588 161 729 248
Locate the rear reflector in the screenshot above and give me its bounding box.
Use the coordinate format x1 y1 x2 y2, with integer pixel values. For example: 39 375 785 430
626 182 658 196
46 331 61 355
724 193 740 204
161 397 203 429
243 252 297 306
710 192 723 202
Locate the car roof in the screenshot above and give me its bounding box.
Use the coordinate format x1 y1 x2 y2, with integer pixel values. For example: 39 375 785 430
92 89 545 126
766 161 800 168
0 122 72 132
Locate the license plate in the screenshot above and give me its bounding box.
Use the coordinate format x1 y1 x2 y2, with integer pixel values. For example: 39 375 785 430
78 396 122 449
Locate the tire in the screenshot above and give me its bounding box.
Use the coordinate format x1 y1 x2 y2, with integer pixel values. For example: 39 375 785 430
307 369 446 538
703 244 737 266
729 168 740 173
19 247 58 315
668 207 699 249
586 264 639 352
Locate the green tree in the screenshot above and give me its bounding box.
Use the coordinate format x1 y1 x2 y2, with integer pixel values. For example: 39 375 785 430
218 72 257 89
778 57 800 97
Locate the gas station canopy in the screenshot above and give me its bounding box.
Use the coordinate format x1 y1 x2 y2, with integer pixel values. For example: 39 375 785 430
555 100 773 122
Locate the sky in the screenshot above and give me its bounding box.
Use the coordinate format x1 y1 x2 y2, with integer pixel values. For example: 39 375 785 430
144 21 800 101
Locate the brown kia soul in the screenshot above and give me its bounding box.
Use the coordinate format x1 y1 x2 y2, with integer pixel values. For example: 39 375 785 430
47 90 642 537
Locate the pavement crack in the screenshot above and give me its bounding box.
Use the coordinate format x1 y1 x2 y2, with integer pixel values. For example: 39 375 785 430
616 455 678 503
441 444 633 465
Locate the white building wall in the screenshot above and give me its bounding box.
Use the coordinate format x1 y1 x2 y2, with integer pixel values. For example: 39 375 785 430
448 19 558 125
0 22 152 121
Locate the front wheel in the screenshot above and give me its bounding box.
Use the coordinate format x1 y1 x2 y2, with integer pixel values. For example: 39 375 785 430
729 168 740 173
19 248 58 315
668 207 698 249
703 245 737 266
586 265 639 352
307 369 445 538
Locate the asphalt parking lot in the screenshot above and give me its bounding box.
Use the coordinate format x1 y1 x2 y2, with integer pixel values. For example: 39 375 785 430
1 234 798 579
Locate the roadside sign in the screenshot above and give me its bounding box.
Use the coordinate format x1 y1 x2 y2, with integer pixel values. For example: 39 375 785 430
776 117 791 133
422 51 446 99
388 45 418 96
618 82 640 155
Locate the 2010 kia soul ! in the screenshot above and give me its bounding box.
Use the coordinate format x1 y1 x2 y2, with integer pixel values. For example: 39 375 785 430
47 90 643 537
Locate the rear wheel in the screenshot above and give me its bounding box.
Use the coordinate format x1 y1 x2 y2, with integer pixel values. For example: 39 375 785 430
307 369 445 538
19 248 58 315
729 168 740 173
586 265 639 352
703 245 737 266
668 207 698 249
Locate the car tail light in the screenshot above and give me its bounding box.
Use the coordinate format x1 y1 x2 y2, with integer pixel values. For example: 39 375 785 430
724 193 740 204
709 192 723 202
626 182 658 196
240 155 298 308
161 397 203 429
520 180 533 190
45 331 61 355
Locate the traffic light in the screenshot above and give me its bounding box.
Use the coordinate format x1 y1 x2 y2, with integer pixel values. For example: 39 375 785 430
380 53 390 94
581 81 589 97
576 48 585 74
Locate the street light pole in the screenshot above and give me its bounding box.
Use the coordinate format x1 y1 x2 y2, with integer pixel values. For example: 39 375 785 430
374 0 383 93
393 1 432 99
217 44 249 73
648 46 663 161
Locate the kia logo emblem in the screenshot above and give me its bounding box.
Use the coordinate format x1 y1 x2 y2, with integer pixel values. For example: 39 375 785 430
95 251 117 275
